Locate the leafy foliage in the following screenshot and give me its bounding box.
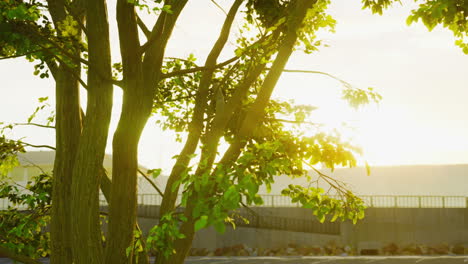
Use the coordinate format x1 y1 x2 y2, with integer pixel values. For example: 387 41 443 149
0 173 52 258
282 185 366 224
407 0 468 53
0 0 86 78
27 96 55 125
363 0 468 54
144 213 187 259
0 0 384 262
147 3 378 257
0 136 25 178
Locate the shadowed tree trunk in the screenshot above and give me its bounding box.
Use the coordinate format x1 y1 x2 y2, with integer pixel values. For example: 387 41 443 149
50 68 82 264
45 1 83 263
70 0 113 262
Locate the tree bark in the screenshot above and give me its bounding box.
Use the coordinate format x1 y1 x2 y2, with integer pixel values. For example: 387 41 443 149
159 0 243 222
165 1 316 263
70 0 113 263
219 0 315 170
105 1 187 263
46 1 83 263
50 67 82 264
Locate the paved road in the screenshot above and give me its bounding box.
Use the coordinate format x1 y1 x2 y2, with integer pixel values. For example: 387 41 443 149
185 256 468 264
2 256 468 264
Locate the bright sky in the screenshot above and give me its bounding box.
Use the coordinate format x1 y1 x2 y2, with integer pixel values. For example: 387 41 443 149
1 1 467 173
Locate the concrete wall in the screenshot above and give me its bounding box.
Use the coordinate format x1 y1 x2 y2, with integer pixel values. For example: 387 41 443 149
342 208 468 247
137 217 340 250
135 207 468 249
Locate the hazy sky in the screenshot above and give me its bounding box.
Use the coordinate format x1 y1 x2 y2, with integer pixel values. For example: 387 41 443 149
1 1 467 172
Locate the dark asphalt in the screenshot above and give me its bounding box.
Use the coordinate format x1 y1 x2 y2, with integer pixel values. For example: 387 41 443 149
1 256 468 264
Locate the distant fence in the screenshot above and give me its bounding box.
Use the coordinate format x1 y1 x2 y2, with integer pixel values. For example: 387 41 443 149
2 194 468 210
129 194 468 209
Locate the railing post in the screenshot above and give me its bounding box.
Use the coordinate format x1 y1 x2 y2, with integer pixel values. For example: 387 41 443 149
394 196 397 208
370 196 374 207
442 196 445 208
418 196 421 208
465 197 468 208
271 195 275 207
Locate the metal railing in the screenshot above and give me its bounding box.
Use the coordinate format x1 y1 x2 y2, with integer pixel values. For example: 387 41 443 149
103 194 468 208
3 194 468 210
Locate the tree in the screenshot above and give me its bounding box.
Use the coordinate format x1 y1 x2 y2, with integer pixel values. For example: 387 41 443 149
363 0 468 54
0 1 380 263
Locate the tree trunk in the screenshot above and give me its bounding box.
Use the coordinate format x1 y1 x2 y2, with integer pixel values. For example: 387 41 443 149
159 0 243 220
105 1 187 262
50 67 82 264
70 0 113 263
45 1 84 262
164 1 316 263
105 95 150 263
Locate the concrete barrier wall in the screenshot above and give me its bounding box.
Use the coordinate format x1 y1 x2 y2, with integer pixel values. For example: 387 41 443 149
137 217 340 250
342 208 468 247
134 207 468 249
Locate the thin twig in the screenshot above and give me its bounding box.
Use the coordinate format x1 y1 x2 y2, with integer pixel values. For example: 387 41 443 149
10 123 55 129
138 169 164 197
38 44 88 89
162 56 238 79
210 0 227 15
21 142 56 150
0 49 48 60
164 57 200 67
267 118 321 127
154 95 195 105
15 154 48 175
303 159 351 198
279 68 353 88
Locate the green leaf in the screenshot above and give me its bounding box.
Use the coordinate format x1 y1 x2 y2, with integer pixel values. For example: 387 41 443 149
148 168 162 179
194 215 208 232
213 221 226 234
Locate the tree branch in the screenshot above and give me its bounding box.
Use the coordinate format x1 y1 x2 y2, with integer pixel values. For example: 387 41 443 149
44 59 59 80
164 57 200 66
159 0 243 218
0 245 42 264
37 44 88 89
303 160 352 198
210 0 227 15
10 122 55 129
161 56 239 79
266 118 321 127
111 79 125 88
279 68 353 89
0 49 49 60
63 2 88 36
217 0 314 172
22 142 56 150
154 95 195 105
136 15 151 38
137 169 164 197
